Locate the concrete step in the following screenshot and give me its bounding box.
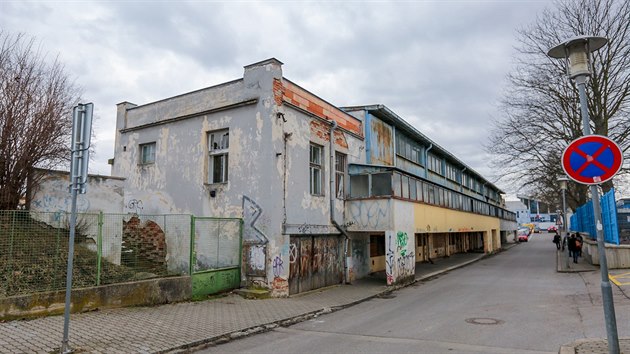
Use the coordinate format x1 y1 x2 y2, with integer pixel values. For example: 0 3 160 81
234 288 271 299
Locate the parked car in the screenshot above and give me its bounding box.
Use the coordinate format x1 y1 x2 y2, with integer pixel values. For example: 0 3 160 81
547 225 558 232
517 228 530 242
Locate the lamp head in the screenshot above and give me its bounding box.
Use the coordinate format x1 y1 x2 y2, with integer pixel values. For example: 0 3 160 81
547 36 607 78
557 176 569 190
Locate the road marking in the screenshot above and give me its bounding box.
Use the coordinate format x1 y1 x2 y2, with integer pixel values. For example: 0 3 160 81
609 272 630 286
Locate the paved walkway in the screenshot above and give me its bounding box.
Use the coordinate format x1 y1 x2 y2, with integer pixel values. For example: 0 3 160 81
0 249 487 353
0 241 626 354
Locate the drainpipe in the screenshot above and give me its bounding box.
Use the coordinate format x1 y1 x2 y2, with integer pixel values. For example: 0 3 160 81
329 120 351 284
424 144 433 178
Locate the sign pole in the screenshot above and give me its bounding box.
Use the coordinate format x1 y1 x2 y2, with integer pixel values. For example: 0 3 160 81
576 75 619 352
60 103 93 354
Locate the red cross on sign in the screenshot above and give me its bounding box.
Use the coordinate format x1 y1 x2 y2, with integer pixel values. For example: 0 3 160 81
561 135 623 185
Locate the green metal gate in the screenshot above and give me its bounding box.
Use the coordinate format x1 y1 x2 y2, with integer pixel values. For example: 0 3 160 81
190 217 242 299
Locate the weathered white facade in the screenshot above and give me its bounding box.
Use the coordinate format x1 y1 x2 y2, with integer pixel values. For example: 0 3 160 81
111 59 365 295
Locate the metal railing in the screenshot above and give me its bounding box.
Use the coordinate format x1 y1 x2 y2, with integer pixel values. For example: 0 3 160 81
0 211 200 298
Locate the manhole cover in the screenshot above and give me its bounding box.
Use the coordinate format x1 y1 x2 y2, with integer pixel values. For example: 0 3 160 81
465 317 504 325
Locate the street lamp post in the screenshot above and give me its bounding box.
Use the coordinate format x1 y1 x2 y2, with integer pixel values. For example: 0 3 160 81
558 177 569 270
548 36 619 353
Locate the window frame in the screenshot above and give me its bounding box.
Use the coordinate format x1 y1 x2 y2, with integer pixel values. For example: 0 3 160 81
310 143 324 195
139 142 156 165
208 129 229 184
335 151 347 199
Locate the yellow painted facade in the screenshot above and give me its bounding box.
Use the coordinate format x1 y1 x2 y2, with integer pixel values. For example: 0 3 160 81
413 202 500 238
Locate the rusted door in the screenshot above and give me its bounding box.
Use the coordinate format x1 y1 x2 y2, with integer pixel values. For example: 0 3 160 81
299 238 313 292
289 237 300 295
289 235 342 295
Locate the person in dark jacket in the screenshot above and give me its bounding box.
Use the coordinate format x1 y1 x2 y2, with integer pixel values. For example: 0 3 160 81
553 231 561 250
576 232 583 257
562 232 569 252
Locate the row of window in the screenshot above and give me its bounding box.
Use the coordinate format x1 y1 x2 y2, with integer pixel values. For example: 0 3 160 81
395 132 499 202
138 133 348 197
139 130 231 185
349 171 515 222
396 133 424 165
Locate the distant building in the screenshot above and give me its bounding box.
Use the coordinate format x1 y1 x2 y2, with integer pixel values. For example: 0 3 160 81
506 200 530 225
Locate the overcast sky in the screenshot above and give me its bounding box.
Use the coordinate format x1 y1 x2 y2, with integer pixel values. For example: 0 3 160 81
1 0 554 194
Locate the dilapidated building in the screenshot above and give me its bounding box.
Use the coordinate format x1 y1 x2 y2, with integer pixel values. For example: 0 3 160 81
109 58 516 296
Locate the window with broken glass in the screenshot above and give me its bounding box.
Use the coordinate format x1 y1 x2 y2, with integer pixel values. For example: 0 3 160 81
208 129 229 184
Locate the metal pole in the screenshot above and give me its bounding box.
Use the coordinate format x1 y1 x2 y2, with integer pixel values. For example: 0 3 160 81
561 188 569 269
576 75 619 353
60 172 79 354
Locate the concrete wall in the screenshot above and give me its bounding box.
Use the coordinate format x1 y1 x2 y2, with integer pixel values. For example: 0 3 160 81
28 169 125 264
582 238 630 269
29 169 125 214
0 276 191 321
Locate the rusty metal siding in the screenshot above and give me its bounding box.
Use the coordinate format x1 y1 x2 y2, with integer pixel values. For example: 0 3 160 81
369 118 394 166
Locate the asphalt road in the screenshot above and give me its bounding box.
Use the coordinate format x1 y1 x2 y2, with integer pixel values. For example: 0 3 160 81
199 232 630 354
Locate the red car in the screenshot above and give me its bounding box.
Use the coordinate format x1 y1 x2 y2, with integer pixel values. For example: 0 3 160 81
547 225 558 232
517 229 529 242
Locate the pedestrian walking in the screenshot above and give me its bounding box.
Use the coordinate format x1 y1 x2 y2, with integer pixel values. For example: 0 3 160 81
576 232 583 257
568 234 579 263
562 232 569 252
553 231 561 250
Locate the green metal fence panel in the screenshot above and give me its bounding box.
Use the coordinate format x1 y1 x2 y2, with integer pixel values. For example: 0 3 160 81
191 217 242 298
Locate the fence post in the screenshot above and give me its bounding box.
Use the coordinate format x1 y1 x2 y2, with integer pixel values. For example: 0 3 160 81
97 212 103 286
239 219 243 285
53 215 62 291
6 211 16 295
189 215 195 275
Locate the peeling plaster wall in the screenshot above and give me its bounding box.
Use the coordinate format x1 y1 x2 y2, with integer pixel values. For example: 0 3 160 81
345 199 393 231
28 169 125 264
112 60 289 294
111 59 368 295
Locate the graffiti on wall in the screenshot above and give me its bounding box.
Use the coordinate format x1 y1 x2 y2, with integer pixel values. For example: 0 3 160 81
126 199 144 214
242 196 269 243
272 255 284 278
386 235 395 285
385 231 414 285
348 201 389 229
31 194 91 214
396 231 408 256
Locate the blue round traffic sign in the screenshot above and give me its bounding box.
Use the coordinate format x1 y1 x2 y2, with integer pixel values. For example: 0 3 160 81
562 135 623 185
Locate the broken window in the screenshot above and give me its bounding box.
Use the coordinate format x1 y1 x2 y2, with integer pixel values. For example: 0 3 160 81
208 129 229 183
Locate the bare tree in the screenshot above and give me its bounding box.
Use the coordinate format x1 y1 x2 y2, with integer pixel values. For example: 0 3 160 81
488 0 630 210
0 32 80 210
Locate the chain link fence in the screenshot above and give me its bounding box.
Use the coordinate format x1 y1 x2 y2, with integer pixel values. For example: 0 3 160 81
0 210 194 298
